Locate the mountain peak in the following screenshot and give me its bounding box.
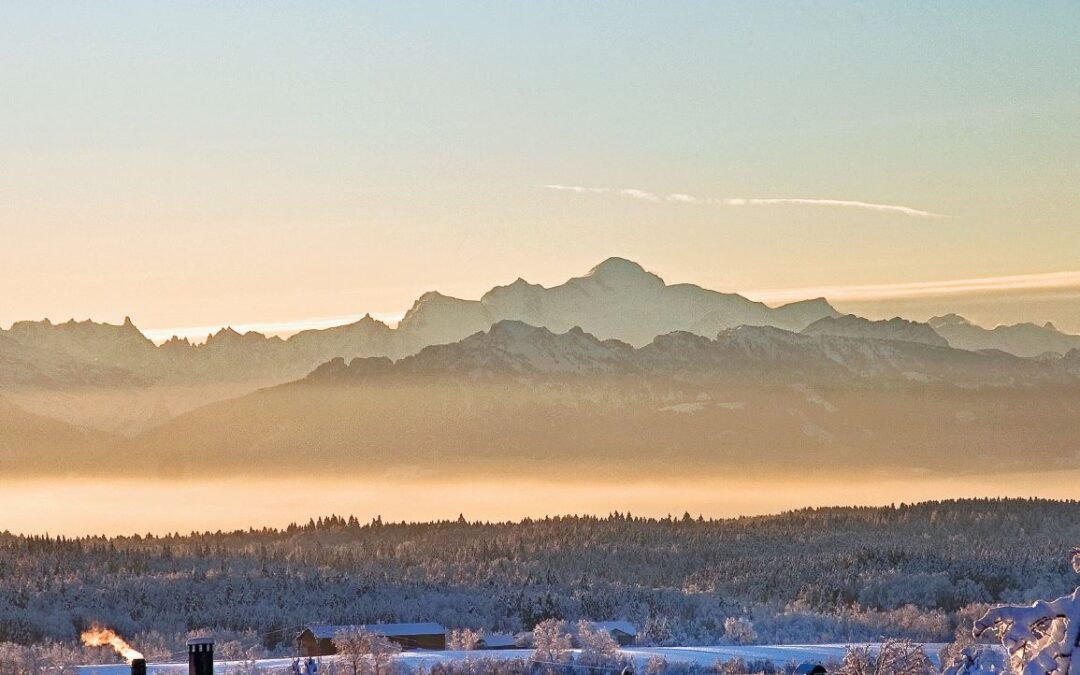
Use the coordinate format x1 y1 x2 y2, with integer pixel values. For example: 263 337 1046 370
928 314 971 328
587 257 649 279
803 314 949 347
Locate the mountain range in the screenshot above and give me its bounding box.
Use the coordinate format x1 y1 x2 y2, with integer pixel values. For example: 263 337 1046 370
2 257 1080 476
6 318 1076 478
1 258 844 433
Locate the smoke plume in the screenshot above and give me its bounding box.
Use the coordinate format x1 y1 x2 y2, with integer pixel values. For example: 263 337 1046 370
81 626 144 662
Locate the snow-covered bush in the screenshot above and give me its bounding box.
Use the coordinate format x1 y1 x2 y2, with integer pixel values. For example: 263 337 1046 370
722 617 757 645
837 640 934 675
332 627 400 675
639 616 676 647
530 619 572 669
574 620 623 670
446 629 482 651
970 587 1080 675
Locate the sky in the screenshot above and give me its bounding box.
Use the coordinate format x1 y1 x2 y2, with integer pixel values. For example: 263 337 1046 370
2 2 1079 336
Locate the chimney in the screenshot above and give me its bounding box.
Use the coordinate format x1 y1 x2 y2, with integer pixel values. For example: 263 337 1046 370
131 659 147 675
187 638 214 675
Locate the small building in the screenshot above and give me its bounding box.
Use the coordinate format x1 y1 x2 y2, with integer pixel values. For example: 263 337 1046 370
297 623 446 655
587 621 637 646
794 663 827 675
475 634 518 650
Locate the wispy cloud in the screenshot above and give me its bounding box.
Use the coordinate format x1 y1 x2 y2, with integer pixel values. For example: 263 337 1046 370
543 184 948 218
742 270 1080 304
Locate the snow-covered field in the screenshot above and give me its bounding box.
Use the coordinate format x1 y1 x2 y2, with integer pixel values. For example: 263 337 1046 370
78 644 949 675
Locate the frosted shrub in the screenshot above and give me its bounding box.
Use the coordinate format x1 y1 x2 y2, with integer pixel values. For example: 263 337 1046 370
970 588 1080 675
332 627 401 675
837 640 934 675
723 618 757 645
575 620 624 670
531 620 573 672
645 655 668 675
447 629 483 651
640 616 675 647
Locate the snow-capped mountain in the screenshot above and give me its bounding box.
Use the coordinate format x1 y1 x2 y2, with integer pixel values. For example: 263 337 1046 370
0 258 838 388
928 314 1080 357
801 315 949 347
120 321 1080 479
308 320 1074 387
0 258 843 432
399 257 841 347
3 259 1079 437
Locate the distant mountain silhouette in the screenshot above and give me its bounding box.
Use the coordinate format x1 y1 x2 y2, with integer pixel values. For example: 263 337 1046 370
801 314 949 347
119 321 1080 479
3 259 1079 439
0 258 840 431
929 314 1080 357
311 320 1069 385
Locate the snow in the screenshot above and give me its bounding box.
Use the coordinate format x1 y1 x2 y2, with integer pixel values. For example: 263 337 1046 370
77 643 949 675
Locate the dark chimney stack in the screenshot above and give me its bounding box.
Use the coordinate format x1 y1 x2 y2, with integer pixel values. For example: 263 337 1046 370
187 638 214 675
131 659 147 675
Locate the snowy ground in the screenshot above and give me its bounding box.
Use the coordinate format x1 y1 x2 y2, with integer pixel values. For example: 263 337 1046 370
78 643 949 675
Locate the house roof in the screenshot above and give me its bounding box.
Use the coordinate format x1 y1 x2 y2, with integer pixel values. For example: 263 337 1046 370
477 634 518 648
591 621 637 636
306 623 445 640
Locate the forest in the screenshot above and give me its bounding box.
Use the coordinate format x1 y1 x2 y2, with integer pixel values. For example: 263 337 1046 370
2 498 1079 664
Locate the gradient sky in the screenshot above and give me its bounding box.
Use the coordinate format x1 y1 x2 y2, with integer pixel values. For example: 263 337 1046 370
2 2 1079 336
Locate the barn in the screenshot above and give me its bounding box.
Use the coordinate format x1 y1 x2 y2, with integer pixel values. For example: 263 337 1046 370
587 621 637 646
475 634 518 650
296 623 447 655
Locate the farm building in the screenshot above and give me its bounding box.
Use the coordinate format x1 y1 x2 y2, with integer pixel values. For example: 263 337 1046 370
585 621 637 646
475 634 518 650
296 623 446 655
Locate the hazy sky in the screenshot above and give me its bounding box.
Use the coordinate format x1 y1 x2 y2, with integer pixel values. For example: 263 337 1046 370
2 2 1079 335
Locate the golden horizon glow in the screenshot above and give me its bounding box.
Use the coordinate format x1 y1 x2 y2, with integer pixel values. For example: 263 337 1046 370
5 472 1080 538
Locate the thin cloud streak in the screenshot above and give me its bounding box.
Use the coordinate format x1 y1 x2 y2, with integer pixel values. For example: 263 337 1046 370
543 184 948 218
743 270 1080 304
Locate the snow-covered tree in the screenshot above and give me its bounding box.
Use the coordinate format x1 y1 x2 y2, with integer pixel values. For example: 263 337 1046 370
446 629 482 651
723 617 757 645
575 620 622 669
531 619 572 670
837 640 934 675
333 628 400 675
971 587 1080 675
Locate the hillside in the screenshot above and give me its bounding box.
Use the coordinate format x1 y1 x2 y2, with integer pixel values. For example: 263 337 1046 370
0 397 125 473
3 499 1079 648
